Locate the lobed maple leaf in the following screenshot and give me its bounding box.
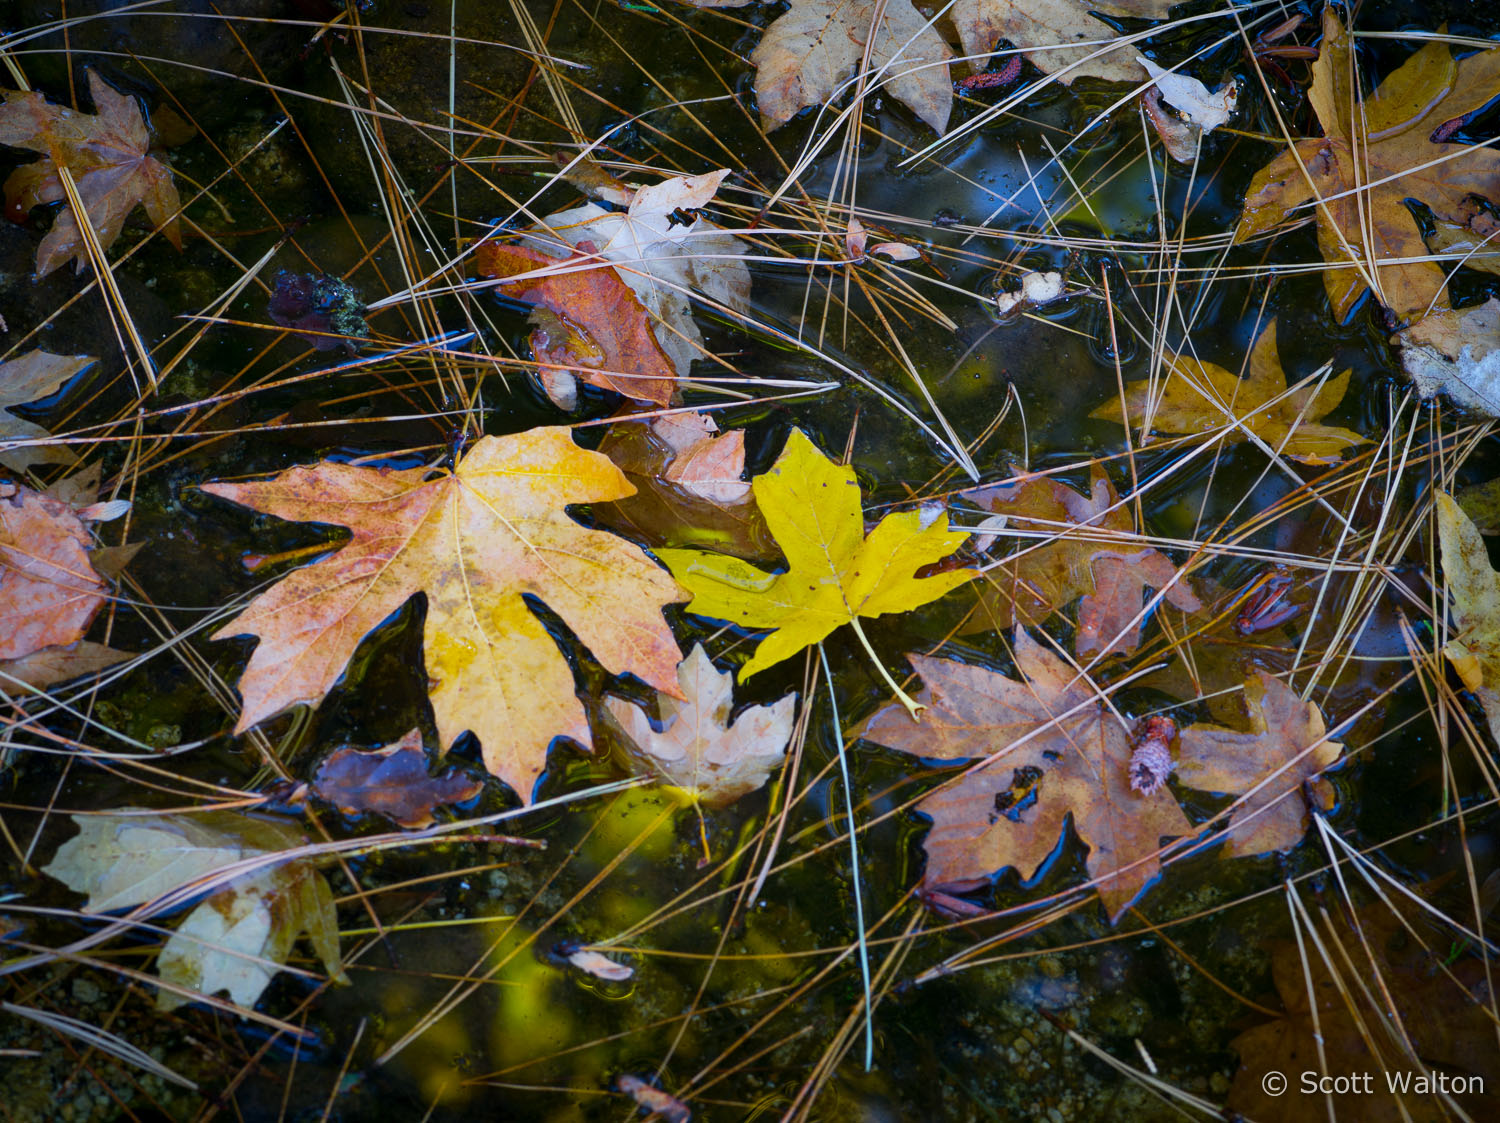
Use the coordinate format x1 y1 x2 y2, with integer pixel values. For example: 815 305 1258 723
1227 894 1500 1122
310 729 483 829
0 349 92 471
44 810 346 1012
1235 7 1500 323
0 479 110 661
961 466 1200 657
1089 319 1367 464
951 0 1175 84
1176 671 1342 858
203 427 687 805
749 0 954 133
859 632 1194 921
657 428 972 712
0 71 183 277
1435 491 1500 748
604 644 797 807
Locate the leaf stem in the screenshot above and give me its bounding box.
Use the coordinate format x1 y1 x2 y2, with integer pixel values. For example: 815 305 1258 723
848 615 923 718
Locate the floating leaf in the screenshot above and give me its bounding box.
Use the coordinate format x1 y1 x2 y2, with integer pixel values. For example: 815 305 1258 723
0 480 110 661
951 0 1175 84
859 633 1195 921
203 428 687 805
0 349 91 471
1176 672 1343 858
1393 296 1500 418
0 71 183 276
604 644 796 807
1435 491 1500 747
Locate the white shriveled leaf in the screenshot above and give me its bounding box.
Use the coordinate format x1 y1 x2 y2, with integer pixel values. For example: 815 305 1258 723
44 810 346 1011
1394 297 1500 418
604 644 796 807
1138 57 1238 130
531 170 752 380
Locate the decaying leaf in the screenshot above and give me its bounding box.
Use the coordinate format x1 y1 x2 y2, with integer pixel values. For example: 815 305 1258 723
960 466 1200 657
480 169 752 403
0 479 110 661
311 729 483 829
749 0 953 133
1235 7 1500 322
616 1075 691 1123
859 633 1195 921
596 414 773 559
657 429 972 687
1457 475 1500 535
555 940 634 982
1138 57 1238 163
203 427 687 805
1089 319 1367 464
950 0 1175 85
1436 491 1500 747
1176 672 1342 858
994 270 1066 317
1227 895 1500 1122
0 349 92 471
0 71 183 276
604 644 797 807
0 640 132 692
476 242 677 407
43 810 345 1012
1393 297 1500 418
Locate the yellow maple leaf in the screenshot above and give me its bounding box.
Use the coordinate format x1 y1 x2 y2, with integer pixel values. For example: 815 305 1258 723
1234 7 1500 322
1089 319 1367 464
1436 491 1500 745
657 429 972 715
203 427 687 804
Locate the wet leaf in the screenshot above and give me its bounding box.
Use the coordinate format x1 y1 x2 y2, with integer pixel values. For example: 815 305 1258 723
0 71 183 276
1393 296 1500 418
961 466 1200 657
596 415 774 559
558 942 634 982
203 428 687 805
480 169 751 401
0 640 132 692
604 644 797 807
657 428 972 683
1089 319 1367 464
1235 7 1500 322
0 479 110 661
858 632 1196 921
0 349 92 471
1228 895 1500 1122
950 0 1175 84
1176 672 1343 858
749 0 953 133
616 1075 691 1123
267 271 368 353
311 729 483 829
1435 491 1500 747
475 242 677 406
43 810 346 1012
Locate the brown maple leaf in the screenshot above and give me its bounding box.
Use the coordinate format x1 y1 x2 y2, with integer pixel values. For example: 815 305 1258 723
859 632 1195 921
475 242 677 406
951 0 1176 84
961 466 1200 658
1176 672 1343 858
1235 7 1500 323
0 71 184 277
0 480 111 661
203 427 687 805
1228 894 1500 1122
311 729 484 829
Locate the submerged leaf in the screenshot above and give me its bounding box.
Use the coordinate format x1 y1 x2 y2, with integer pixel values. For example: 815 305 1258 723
0 349 91 471
203 428 687 805
1089 319 1367 464
311 729 483 829
1436 491 1500 747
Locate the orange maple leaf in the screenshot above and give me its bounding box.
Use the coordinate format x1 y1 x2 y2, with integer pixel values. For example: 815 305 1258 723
0 480 109 661
204 427 687 804
0 71 183 277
